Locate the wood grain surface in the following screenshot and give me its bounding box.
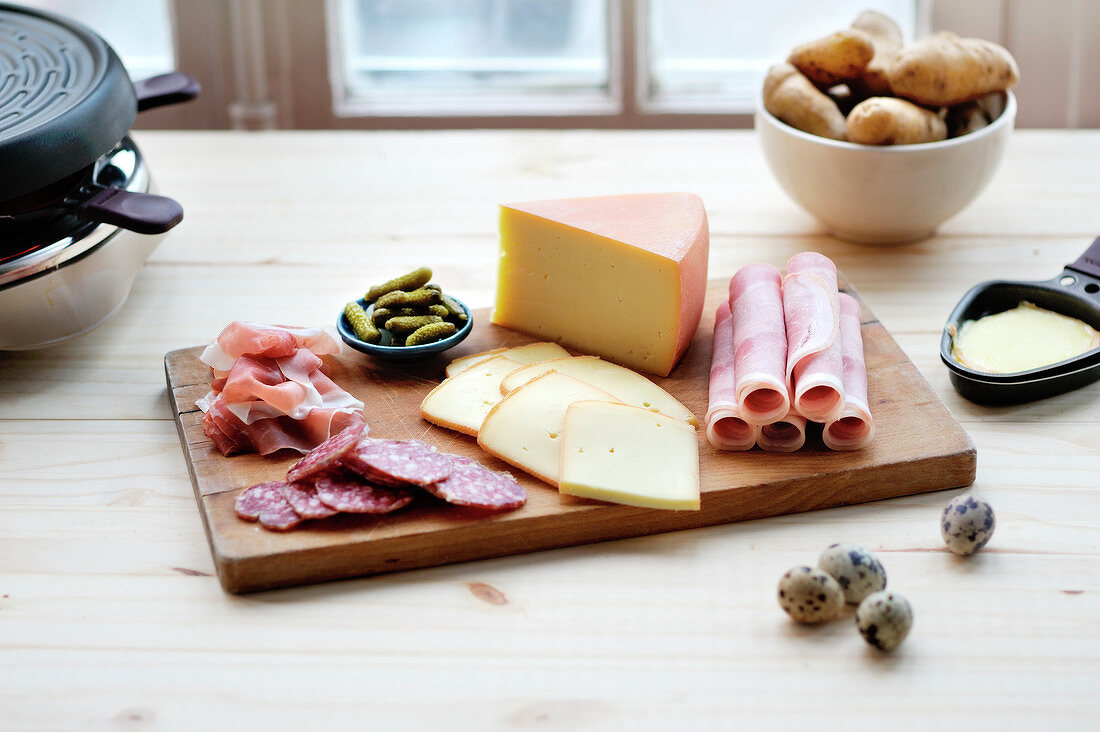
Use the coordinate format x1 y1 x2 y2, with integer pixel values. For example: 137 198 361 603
2 130 1097 730
167 280 974 593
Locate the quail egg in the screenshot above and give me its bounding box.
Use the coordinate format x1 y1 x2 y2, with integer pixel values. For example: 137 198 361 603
941 493 996 555
855 590 913 651
818 543 887 604
777 566 845 624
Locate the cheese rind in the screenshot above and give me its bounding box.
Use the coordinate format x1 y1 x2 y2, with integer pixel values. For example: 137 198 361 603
493 193 709 377
559 401 700 510
477 372 619 486
500 356 698 426
445 348 508 378
420 355 522 436
445 342 571 378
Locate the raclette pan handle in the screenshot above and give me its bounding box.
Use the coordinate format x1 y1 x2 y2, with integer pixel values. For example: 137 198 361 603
1066 235 1100 280
76 186 184 235
134 72 201 112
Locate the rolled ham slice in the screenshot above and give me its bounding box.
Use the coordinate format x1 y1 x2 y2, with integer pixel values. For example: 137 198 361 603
757 411 807 453
824 293 875 450
783 252 844 423
729 263 790 424
706 302 759 450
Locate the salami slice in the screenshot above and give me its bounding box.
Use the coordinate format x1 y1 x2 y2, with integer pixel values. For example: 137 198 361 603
285 422 366 483
280 480 339 519
234 482 303 531
341 438 454 487
424 457 526 510
314 473 413 514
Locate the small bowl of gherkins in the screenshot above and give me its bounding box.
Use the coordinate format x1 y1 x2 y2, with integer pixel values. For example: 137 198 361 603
338 267 473 361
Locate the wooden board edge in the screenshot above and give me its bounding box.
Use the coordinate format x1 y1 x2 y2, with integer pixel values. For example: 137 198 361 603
206 446 976 594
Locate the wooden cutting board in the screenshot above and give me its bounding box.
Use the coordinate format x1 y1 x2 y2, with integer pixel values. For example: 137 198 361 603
166 279 975 593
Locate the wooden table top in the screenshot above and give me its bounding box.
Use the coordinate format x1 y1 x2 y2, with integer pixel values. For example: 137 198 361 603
2 129 1097 729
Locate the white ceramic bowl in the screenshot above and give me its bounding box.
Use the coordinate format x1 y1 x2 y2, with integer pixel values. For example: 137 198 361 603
755 91 1016 245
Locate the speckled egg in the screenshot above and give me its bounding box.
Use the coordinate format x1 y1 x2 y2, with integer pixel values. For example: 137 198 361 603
777 566 845 624
818 543 887 604
855 590 913 651
941 493 996 555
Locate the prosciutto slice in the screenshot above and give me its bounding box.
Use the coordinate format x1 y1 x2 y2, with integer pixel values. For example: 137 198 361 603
706 303 759 450
757 411 807 453
823 293 875 450
196 322 366 456
783 252 844 423
729 263 790 424
199 322 341 372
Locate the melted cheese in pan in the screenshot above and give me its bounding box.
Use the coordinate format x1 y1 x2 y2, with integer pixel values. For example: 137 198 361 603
953 302 1100 374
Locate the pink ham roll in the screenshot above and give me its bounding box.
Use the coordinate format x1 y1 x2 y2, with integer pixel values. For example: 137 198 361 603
729 263 790 424
824 293 875 450
783 252 844 423
706 302 759 450
757 411 807 453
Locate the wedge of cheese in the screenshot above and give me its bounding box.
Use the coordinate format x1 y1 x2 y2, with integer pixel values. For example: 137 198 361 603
500 356 697 426
445 341 570 378
477 372 618 486
420 355 522 436
493 193 709 377
559 401 700 510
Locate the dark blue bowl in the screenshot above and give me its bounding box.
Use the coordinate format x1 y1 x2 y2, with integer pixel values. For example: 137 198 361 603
337 295 473 361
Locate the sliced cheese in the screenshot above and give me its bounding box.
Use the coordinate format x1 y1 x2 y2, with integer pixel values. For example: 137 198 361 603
493 193 709 377
500 356 697 426
445 348 508 378
445 341 571 378
559 400 700 510
420 355 522 436
477 372 618 486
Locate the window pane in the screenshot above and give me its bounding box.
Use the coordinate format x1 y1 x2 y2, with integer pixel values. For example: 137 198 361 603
332 0 612 115
17 0 175 81
646 1 919 112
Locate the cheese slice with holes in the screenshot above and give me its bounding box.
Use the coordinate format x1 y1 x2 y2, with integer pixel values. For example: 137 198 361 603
477 372 619 486
499 356 697 426
420 355 522 436
445 341 570 378
559 400 700 510
493 193 709 377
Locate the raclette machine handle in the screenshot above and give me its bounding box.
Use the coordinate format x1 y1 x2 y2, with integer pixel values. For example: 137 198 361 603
134 72 201 113
75 186 184 235
1066 235 1100 281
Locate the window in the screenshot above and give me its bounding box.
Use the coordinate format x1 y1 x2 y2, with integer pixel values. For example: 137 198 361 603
332 0 615 116
644 0 920 113
18 0 174 81
320 0 921 126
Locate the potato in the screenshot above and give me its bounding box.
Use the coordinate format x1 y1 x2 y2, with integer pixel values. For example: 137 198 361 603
826 83 864 117
851 10 903 94
946 101 989 138
976 91 1007 122
846 97 948 145
788 29 875 87
763 63 847 140
888 32 1019 106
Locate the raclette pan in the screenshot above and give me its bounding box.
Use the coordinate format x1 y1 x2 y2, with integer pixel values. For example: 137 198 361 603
941 235 1100 404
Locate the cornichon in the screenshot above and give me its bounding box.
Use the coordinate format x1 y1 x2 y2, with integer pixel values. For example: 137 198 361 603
365 267 433 303
405 321 457 346
385 314 444 335
344 301 380 343
438 292 468 321
375 287 441 310
371 306 394 326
